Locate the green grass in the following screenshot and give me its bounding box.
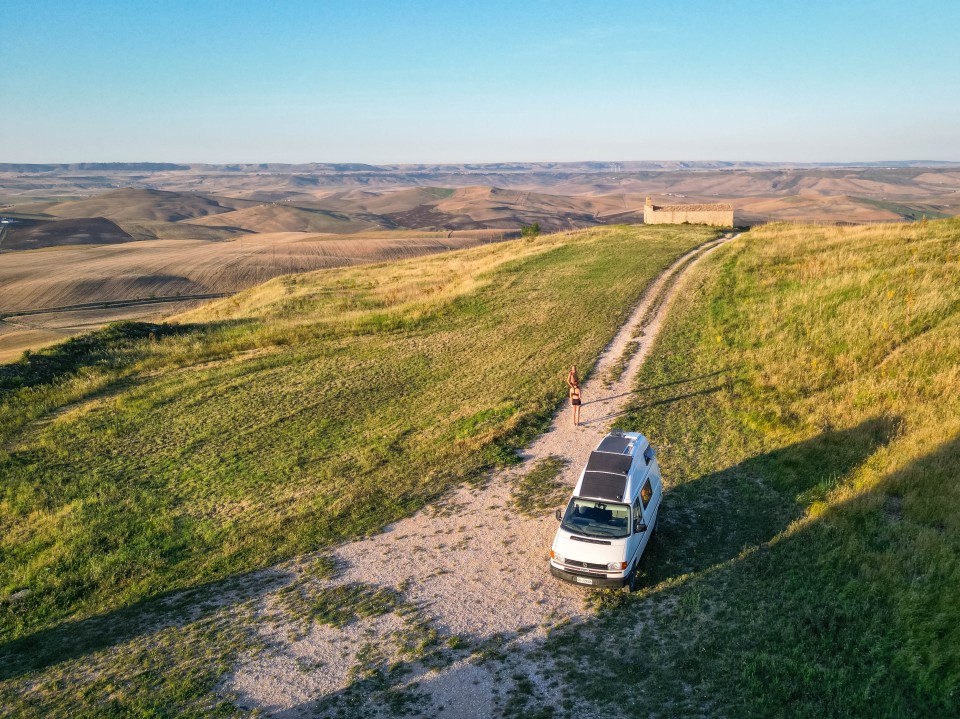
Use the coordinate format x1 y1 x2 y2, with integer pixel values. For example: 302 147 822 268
510 455 569 516
535 219 960 717
853 196 952 221
602 339 639 386
0 223 716 715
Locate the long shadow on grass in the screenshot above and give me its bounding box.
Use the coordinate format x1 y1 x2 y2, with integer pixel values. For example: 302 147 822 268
635 415 900 587
0 565 291 681
585 369 731 407
583 384 724 425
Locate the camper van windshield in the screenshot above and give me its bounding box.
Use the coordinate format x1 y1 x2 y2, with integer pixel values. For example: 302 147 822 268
561 498 631 539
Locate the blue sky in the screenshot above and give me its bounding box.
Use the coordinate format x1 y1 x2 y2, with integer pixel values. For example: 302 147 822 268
1 0 958 163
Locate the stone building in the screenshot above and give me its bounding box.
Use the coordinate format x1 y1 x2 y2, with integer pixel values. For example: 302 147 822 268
643 196 734 227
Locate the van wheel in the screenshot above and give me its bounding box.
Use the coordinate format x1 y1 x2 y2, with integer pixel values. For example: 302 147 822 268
622 564 638 593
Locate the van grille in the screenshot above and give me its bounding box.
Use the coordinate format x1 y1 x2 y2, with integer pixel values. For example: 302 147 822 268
563 558 608 571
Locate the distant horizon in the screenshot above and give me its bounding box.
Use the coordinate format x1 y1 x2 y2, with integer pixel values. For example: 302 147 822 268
3 159 960 168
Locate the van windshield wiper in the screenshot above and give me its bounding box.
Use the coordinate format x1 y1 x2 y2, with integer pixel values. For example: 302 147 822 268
561 524 589 537
579 528 612 538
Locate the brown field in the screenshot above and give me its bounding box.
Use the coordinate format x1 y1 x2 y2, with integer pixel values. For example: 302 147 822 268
0 230 505 361
183 203 385 234
12 188 245 222
0 217 134 250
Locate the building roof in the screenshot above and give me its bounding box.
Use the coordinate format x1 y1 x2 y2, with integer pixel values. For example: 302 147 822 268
648 203 733 212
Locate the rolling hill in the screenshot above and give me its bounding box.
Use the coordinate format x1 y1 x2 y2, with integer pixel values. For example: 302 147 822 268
0 217 134 251
182 203 386 234
0 223 715 716
3 163 957 226
0 230 511 361
15 188 239 223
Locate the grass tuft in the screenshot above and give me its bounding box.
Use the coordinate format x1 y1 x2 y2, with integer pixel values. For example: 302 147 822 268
510 455 569 517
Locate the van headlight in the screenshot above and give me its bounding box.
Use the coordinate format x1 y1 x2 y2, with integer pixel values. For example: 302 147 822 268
551 550 565 564
607 561 628 571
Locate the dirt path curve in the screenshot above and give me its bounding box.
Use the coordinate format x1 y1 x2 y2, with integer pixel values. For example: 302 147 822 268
226 233 737 717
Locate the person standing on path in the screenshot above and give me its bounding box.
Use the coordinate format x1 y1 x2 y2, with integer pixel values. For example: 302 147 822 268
569 382 582 426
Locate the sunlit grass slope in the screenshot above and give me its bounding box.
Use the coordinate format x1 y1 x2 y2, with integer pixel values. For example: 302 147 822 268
0 224 715 648
539 219 960 718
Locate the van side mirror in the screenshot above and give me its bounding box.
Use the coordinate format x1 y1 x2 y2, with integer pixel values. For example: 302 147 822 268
555 509 562 521
634 519 647 534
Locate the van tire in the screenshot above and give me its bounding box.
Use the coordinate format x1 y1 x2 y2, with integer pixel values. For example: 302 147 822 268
623 564 639 593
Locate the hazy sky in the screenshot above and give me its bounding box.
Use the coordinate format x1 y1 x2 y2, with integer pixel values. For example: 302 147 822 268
2 0 958 163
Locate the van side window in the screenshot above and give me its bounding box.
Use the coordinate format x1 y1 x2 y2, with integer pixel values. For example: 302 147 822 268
640 479 653 510
643 445 655 465
633 497 643 524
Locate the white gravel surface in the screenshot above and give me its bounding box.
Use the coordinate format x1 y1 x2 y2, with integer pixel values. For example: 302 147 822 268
224 235 733 717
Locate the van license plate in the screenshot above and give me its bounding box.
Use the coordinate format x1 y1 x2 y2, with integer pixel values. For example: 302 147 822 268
576 577 593 585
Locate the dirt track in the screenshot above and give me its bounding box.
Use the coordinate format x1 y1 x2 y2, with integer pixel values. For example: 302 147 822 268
224 234 736 717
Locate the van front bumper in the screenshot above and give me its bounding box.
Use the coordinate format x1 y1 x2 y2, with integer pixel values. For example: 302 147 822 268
549 563 627 588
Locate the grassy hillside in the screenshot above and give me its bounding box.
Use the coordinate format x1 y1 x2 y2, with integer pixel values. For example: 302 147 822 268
535 219 960 717
0 224 715 716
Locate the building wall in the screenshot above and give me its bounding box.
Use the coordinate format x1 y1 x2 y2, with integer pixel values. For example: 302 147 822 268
643 207 734 227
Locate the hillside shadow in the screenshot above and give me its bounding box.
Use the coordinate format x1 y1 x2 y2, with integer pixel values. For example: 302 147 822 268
635 415 900 586
0 565 291 681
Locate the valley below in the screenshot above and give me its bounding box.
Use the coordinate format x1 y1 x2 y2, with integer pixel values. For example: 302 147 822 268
2 161 958 361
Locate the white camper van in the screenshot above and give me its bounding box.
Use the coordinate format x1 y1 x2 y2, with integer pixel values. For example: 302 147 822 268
549 430 662 591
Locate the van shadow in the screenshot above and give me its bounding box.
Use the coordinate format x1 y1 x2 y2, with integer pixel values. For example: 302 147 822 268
636 415 901 586
0 565 291 682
